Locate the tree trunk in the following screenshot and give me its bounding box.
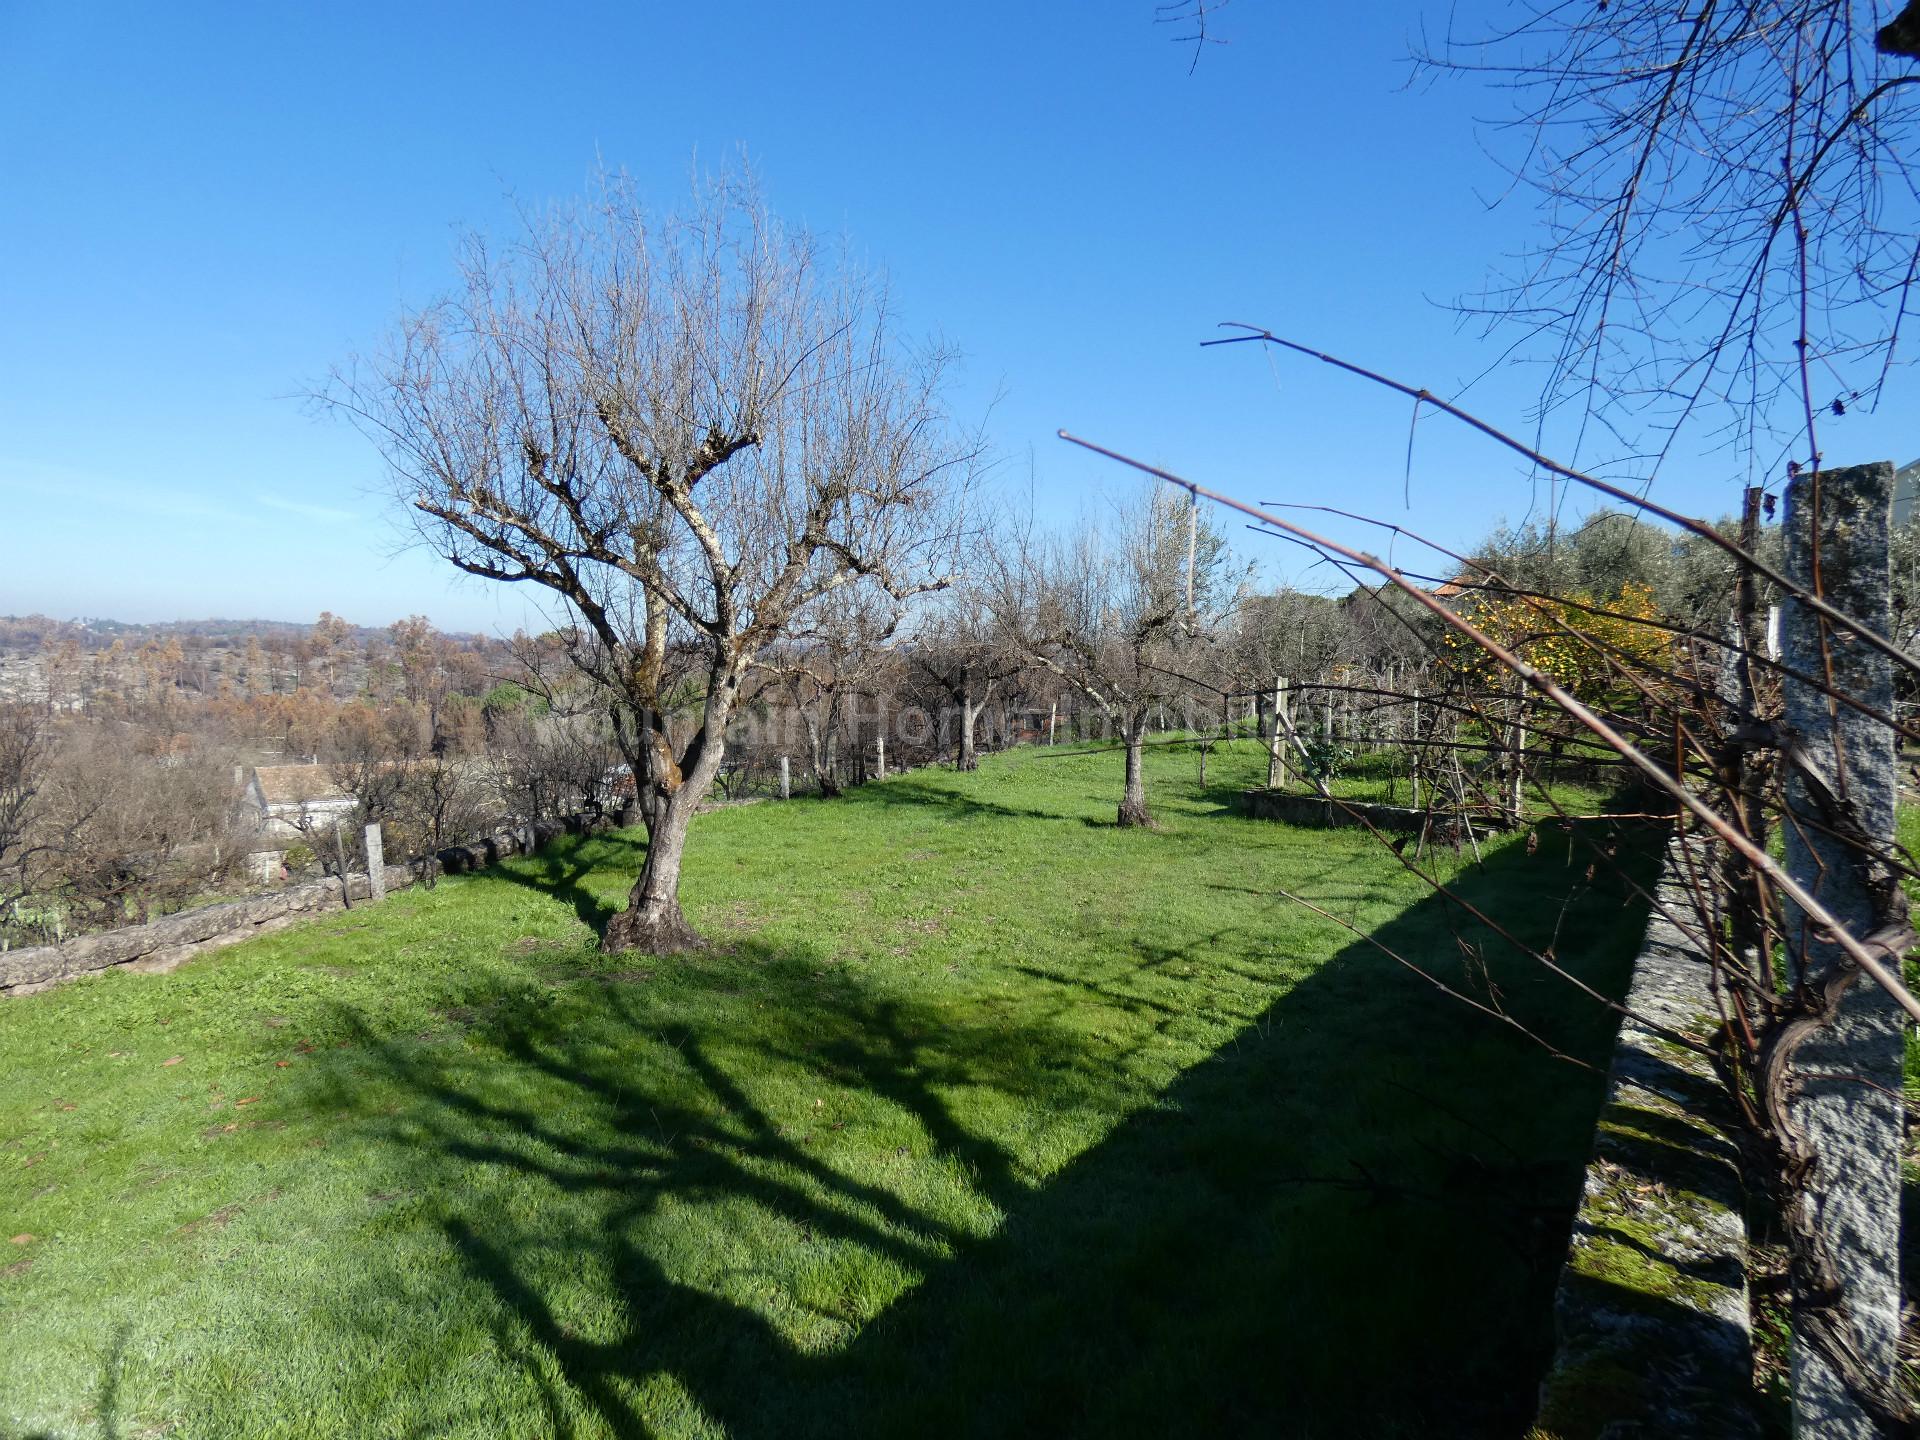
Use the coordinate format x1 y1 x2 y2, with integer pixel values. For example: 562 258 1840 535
801 711 840 798
628 722 674 834
602 788 703 953
957 698 980 770
603 691 733 955
1117 710 1151 828
822 727 842 797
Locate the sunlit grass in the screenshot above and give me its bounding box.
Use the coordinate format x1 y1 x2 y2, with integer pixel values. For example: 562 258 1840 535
0 740 1652 1439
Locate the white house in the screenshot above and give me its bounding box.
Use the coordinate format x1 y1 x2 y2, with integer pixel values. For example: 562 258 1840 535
240 763 358 840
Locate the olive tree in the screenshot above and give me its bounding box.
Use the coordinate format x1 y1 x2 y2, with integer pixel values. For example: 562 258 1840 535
993 488 1240 827
768 586 899 796
908 595 1025 772
329 172 976 952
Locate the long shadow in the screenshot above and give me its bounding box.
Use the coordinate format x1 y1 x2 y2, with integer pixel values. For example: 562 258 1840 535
2 1323 127 1440
333 825 1658 1439
493 836 644 937
845 776 1091 825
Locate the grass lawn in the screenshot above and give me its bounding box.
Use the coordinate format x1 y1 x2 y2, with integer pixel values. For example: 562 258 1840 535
0 739 1655 1439
1282 746 1622 819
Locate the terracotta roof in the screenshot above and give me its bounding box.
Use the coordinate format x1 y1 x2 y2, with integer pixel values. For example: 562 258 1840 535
252 765 351 806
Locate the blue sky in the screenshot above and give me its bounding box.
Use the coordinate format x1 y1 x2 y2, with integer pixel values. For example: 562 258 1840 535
2 2 1913 634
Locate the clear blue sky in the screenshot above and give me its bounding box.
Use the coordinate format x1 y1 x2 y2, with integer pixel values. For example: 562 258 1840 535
2 2 1913 634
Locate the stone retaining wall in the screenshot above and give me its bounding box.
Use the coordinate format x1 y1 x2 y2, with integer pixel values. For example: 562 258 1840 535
1533 835 1761 1438
0 813 613 997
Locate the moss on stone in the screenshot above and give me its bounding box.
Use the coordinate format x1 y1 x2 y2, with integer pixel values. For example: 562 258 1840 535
1566 1156 1741 1313
1533 1356 1652 1440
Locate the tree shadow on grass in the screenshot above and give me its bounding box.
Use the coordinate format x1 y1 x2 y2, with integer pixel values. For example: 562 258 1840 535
844 776 1095 826
3 1322 128 1440
328 828 1658 1439
493 835 647 938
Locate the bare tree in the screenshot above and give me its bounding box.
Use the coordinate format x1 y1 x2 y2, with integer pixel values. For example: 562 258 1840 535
909 594 1024 771
395 752 493 886
769 587 899 796
1422 1 1920 477
993 488 1240 826
35 727 247 931
324 702 424 831
327 170 977 952
0 705 48 924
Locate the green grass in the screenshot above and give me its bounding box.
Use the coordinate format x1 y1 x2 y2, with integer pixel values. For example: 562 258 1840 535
0 740 1654 1439
1244 739 1622 818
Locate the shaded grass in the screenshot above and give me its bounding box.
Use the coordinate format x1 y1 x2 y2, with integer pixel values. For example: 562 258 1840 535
0 740 1653 1438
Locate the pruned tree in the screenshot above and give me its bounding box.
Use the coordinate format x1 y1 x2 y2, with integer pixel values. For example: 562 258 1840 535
909 593 1024 771
768 586 899 795
327 169 977 952
993 488 1241 827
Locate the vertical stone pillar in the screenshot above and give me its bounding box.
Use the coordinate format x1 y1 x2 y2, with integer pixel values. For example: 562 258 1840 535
364 823 386 903
1266 677 1285 789
1410 689 1422 811
779 755 790 800
1508 683 1528 822
1781 461 1902 1438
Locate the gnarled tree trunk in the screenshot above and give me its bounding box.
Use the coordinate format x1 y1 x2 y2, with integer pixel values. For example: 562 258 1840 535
957 697 983 771
603 707 729 954
1117 709 1151 827
602 786 703 953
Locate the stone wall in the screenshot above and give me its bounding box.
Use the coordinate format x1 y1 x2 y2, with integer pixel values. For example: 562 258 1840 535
0 813 613 997
1533 835 1761 1438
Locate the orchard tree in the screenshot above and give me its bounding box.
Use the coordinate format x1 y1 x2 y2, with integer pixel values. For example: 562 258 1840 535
909 595 1024 771
994 488 1241 827
328 171 977 953
769 586 899 796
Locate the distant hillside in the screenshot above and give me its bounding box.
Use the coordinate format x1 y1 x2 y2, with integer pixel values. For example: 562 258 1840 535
0 614 486 655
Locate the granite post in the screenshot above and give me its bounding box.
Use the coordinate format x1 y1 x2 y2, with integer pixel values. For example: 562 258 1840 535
1781 461 1903 1437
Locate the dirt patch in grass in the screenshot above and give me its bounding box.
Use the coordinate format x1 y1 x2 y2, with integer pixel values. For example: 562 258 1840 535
706 900 771 933
434 1003 506 1026
200 1119 285 1140
177 1187 281 1236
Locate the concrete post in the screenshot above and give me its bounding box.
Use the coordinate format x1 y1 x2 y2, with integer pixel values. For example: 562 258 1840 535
1781 462 1902 1438
1508 687 1528 821
1410 690 1422 811
364 823 385 903
1266 677 1285 789
779 755 790 800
